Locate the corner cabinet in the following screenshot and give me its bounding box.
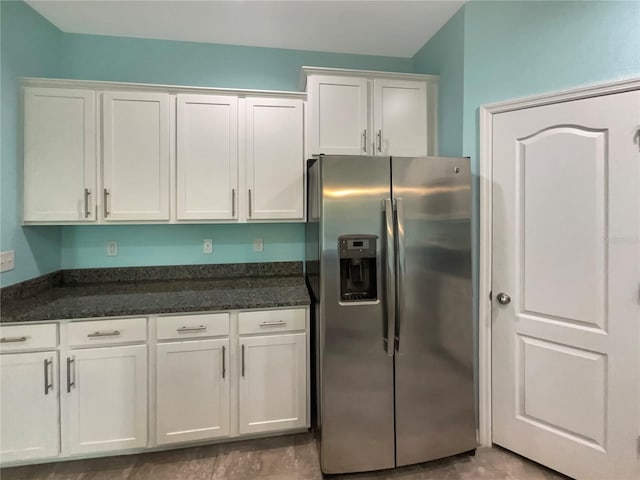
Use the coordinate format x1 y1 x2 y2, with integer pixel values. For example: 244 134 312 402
304 68 438 157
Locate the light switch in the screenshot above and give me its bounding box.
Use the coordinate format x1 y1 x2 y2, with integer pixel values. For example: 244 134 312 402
253 238 264 252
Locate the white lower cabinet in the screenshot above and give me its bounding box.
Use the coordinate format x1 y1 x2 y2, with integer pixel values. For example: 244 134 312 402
64 345 148 454
0 351 59 462
239 333 307 434
1 307 308 466
156 339 230 444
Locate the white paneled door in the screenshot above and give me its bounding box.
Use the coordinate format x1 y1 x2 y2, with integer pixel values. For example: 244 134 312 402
239 333 306 434
307 75 368 155
65 345 148 454
24 88 96 222
492 90 640 480
177 94 238 220
245 98 304 220
156 339 230 445
0 352 59 462
102 91 170 221
373 79 427 157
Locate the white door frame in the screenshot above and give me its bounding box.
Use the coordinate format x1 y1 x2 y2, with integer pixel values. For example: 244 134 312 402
477 76 640 447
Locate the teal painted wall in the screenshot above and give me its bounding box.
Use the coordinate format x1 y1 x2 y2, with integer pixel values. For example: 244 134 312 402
58 34 412 271
413 0 640 416
61 224 305 268
412 7 465 157
462 0 640 161
60 34 412 91
0 0 63 287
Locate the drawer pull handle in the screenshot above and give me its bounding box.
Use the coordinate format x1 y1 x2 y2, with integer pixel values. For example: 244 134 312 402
259 321 287 327
88 330 120 338
176 325 207 333
222 345 226 379
0 336 29 343
44 358 53 395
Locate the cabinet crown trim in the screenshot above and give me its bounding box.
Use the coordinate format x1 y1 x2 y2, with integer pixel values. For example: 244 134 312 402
299 66 439 90
20 77 306 99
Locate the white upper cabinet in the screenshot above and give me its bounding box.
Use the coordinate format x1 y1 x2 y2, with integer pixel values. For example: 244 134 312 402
304 68 438 158
245 98 304 220
373 79 427 157
307 75 368 156
24 88 96 222
102 91 170 221
177 94 238 220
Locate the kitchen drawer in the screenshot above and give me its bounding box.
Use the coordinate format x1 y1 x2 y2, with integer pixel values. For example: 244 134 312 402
157 312 229 340
0 323 57 352
68 317 147 347
239 309 306 335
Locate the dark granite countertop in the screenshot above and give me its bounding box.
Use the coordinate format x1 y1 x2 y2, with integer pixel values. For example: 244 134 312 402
1 263 310 324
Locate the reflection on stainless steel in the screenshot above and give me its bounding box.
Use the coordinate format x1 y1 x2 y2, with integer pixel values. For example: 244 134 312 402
306 155 475 475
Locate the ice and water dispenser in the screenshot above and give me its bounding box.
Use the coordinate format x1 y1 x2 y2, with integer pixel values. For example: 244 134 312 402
338 235 378 302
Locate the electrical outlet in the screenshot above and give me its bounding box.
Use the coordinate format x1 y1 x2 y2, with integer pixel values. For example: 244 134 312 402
203 239 213 254
0 250 15 272
253 238 264 253
106 241 118 256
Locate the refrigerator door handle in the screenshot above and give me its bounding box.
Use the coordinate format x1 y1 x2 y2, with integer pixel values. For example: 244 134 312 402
395 197 406 352
383 198 396 357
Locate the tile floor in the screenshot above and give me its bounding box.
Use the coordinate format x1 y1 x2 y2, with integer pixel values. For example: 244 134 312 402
1 432 570 480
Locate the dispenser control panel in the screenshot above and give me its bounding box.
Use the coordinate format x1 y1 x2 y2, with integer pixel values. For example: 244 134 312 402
339 237 376 259
338 235 378 302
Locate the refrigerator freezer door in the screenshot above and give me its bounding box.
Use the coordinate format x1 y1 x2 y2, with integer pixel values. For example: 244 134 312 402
392 157 476 466
319 155 395 474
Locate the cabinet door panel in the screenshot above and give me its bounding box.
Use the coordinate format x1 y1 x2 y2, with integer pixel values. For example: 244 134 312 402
239 333 306 434
65 345 147 454
177 95 238 220
308 76 368 155
156 339 229 445
102 92 170 221
373 79 427 157
24 88 96 222
0 352 59 462
246 98 303 220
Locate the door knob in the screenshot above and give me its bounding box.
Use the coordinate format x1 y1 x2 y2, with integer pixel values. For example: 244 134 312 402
496 292 511 305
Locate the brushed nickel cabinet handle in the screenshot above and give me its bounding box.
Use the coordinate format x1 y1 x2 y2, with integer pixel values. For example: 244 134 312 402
248 189 252 218
84 188 91 218
259 321 286 327
241 344 245 377
362 129 367 152
222 345 226 379
0 336 29 343
87 330 120 338
176 325 206 333
377 130 382 152
103 189 110 217
44 358 53 395
232 189 236 217
66 356 75 393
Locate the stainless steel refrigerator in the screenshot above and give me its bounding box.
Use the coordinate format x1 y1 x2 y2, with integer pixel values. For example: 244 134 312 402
305 155 475 474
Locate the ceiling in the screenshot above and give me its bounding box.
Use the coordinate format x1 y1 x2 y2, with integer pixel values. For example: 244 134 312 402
26 1 465 58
